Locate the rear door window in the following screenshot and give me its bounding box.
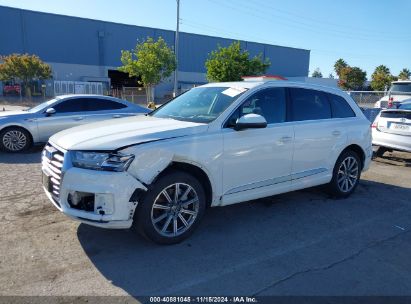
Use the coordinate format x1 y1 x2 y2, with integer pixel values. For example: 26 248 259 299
328 93 356 118
289 88 331 121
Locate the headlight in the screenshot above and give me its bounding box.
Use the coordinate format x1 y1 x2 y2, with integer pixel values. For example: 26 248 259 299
72 151 135 172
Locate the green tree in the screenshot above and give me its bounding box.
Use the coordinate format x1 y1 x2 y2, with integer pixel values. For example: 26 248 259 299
328 73 335 79
0 53 52 97
371 65 394 91
205 41 270 82
399 68 411 80
119 37 176 106
311 68 323 78
338 66 366 90
334 58 348 78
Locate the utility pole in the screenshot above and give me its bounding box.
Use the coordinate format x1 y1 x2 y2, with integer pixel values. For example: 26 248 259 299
173 0 180 97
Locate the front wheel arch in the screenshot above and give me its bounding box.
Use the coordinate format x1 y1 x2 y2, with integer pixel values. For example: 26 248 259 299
154 161 213 208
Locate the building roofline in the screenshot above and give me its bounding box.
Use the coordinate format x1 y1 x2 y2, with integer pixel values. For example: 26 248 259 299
0 5 310 53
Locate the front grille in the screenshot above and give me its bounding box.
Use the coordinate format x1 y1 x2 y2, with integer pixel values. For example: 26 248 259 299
42 143 65 200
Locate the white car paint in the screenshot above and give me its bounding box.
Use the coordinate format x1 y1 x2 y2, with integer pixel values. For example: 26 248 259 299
372 108 411 153
43 81 372 229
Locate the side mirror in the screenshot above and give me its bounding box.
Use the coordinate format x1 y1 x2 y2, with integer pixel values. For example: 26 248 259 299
234 114 267 131
45 108 56 116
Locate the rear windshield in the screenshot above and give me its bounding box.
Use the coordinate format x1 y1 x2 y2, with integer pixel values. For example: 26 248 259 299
381 111 411 119
390 83 411 94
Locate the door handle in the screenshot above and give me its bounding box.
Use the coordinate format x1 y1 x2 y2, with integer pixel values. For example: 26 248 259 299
74 117 84 121
112 114 122 118
332 130 341 136
280 136 293 143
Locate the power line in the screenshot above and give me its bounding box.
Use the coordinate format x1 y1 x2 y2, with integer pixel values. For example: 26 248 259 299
181 18 276 45
244 0 410 38
205 0 411 43
181 18 402 61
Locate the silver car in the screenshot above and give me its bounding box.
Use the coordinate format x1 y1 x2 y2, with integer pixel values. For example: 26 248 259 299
0 95 150 153
372 100 411 156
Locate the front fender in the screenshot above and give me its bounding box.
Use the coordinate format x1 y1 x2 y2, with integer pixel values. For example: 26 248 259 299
0 120 39 143
126 146 174 185
122 133 223 204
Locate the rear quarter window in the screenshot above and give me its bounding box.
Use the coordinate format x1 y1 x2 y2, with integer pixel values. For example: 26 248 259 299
85 98 127 111
328 93 356 118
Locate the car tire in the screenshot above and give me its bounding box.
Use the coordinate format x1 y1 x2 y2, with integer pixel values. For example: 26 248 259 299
0 127 32 153
134 170 206 245
374 146 388 158
327 150 361 198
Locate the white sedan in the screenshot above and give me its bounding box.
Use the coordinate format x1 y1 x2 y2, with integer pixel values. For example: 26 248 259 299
0 95 150 152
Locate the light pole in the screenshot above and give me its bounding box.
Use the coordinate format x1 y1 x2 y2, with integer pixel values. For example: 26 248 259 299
173 0 180 97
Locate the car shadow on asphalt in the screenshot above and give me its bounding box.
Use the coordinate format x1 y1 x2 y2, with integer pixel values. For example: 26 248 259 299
373 153 411 167
0 146 43 164
77 179 411 297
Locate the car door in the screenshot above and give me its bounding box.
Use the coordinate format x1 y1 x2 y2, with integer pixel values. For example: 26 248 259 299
36 98 89 142
79 98 132 124
288 88 347 183
221 87 295 205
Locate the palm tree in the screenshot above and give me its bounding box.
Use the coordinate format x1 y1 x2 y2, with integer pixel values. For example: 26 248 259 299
398 68 411 80
334 59 348 77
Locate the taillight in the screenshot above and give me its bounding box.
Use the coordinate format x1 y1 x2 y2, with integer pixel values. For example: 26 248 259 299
388 97 394 108
371 118 378 129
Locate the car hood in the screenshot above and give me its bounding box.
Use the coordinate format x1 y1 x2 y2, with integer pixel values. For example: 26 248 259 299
50 115 208 151
0 110 31 118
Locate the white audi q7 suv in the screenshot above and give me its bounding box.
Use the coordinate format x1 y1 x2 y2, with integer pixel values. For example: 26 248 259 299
42 81 372 244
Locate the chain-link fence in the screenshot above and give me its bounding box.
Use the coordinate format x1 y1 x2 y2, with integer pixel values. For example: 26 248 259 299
111 87 147 105
348 91 386 109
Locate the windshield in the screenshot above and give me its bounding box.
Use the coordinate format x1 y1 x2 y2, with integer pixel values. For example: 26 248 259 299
399 103 411 110
151 86 247 123
390 83 411 94
27 98 59 113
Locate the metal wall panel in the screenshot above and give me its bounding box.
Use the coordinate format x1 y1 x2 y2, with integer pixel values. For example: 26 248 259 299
0 6 310 77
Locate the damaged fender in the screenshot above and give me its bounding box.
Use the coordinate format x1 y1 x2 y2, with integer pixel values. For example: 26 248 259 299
125 147 175 185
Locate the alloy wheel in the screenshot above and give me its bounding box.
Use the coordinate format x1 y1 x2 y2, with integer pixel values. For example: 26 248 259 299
151 183 199 238
2 130 27 152
337 156 359 193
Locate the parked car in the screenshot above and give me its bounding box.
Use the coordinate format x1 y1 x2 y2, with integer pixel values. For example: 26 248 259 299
397 99 411 110
3 84 21 96
42 81 372 244
0 95 150 153
374 80 411 108
372 101 411 156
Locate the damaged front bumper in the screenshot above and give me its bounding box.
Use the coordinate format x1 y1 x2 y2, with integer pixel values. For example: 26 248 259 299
43 166 147 229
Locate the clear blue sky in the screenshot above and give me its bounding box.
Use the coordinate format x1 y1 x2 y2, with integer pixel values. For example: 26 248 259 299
1 0 410 79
